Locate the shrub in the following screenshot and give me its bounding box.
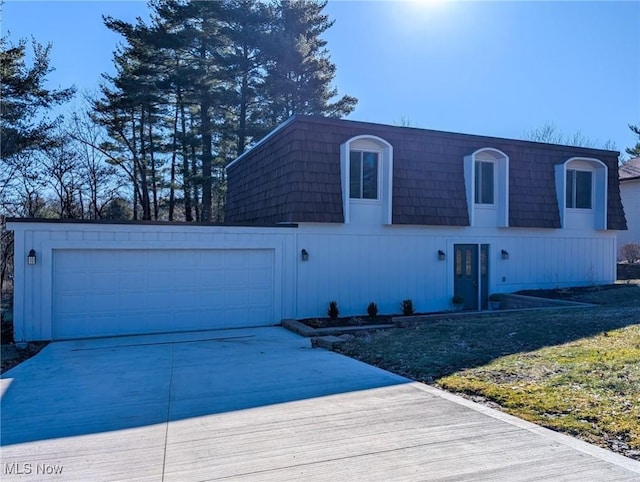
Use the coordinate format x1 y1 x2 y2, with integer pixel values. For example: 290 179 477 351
367 302 378 318
452 294 464 305
327 300 339 320
619 243 640 264
488 293 502 302
401 299 415 316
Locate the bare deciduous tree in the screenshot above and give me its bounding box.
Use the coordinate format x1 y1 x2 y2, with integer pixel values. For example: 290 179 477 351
619 243 640 264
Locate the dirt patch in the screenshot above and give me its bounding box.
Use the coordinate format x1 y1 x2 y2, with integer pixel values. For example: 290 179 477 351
1 342 49 375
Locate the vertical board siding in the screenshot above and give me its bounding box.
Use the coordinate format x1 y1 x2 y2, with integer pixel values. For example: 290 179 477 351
8 221 618 341
294 224 617 319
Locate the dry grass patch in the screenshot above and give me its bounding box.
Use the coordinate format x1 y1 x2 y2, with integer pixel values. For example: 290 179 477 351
336 284 640 460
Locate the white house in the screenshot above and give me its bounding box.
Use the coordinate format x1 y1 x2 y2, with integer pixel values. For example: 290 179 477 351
618 157 640 248
8 116 627 342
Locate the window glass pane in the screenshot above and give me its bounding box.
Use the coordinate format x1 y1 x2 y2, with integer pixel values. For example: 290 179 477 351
566 170 575 208
474 162 481 204
575 171 592 209
362 152 378 199
481 162 494 204
349 151 361 198
465 249 472 277
481 249 487 275
475 161 494 204
455 249 462 277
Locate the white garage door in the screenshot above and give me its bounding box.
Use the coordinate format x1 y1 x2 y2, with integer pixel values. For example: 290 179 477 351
52 249 275 339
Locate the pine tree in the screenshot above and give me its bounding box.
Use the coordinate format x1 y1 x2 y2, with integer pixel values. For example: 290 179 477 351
263 0 357 125
95 0 357 221
0 37 75 159
626 124 640 159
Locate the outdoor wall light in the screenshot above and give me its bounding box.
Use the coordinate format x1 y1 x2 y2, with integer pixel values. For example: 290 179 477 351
501 249 509 260
438 249 446 261
27 249 37 265
301 249 309 261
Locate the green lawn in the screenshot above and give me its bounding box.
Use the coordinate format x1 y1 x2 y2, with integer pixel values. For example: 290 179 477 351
336 284 640 460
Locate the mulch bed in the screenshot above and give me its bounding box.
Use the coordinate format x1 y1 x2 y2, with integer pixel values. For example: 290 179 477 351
300 315 395 329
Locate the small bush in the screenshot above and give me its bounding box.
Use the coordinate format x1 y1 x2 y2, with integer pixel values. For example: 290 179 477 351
452 294 464 305
327 300 339 320
488 293 502 302
619 243 640 264
351 317 364 326
367 302 378 318
401 299 415 316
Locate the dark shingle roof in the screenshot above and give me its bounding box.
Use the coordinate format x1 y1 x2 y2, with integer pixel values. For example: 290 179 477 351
225 116 627 230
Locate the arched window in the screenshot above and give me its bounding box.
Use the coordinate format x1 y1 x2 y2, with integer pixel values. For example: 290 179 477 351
340 135 393 224
464 148 509 227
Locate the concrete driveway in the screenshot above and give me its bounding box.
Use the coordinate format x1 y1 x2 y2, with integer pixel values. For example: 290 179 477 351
1 327 638 481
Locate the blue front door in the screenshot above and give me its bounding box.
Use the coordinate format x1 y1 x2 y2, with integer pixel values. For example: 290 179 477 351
454 244 489 311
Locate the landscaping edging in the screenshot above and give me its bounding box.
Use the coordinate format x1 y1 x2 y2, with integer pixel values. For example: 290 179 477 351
282 295 594 340
393 296 593 327
281 318 394 337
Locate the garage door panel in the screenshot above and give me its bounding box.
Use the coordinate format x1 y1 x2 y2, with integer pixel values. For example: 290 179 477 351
116 251 149 268
173 271 200 289
173 251 198 266
118 272 144 290
53 249 275 339
57 271 89 291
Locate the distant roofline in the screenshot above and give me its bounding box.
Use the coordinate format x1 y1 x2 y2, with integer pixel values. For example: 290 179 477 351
619 157 640 181
228 115 621 168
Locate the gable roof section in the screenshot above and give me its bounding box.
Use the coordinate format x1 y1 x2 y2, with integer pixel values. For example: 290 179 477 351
620 157 640 181
226 116 627 230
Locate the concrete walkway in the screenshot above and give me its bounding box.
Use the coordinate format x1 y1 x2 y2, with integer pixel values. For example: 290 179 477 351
1 327 638 481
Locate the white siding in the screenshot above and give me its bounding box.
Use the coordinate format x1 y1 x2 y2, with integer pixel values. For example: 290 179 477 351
8 220 618 341
294 223 617 319
619 180 640 247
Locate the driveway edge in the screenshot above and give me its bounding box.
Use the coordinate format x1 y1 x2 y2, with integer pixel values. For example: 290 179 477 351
408 381 640 474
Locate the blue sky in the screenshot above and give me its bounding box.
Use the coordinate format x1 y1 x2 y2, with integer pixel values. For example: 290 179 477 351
3 1 639 157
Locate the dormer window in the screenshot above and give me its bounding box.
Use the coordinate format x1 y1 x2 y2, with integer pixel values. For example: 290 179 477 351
464 148 509 227
555 158 607 230
350 150 379 199
566 169 592 209
474 161 495 205
341 135 393 224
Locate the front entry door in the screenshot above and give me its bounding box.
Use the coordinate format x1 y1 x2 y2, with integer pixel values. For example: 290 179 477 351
454 244 478 310
454 244 489 311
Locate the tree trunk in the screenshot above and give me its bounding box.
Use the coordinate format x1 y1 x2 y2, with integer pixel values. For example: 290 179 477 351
200 97 212 222
190 142 200 221
147 109 159 220
168 100 179 222
179 91 193 222
137 107 152 220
